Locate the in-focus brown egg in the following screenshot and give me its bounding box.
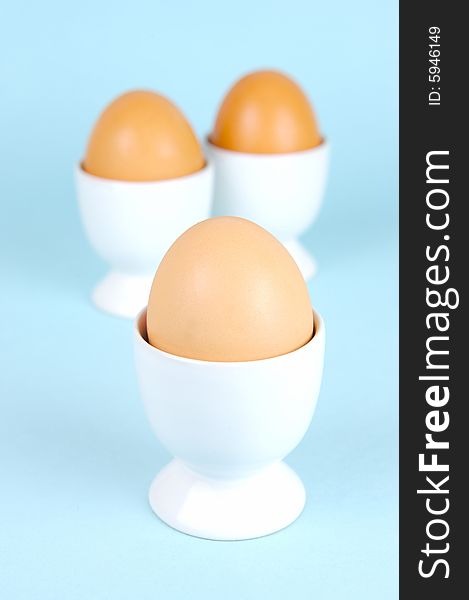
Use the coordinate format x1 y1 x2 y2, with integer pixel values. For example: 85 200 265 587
210 70 322 154
83 90 205 181
146 217 313 362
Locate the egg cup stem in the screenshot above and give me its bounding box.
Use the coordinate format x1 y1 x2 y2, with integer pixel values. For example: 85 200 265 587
282 239 317 280
148 458 306 541
92 270 154 318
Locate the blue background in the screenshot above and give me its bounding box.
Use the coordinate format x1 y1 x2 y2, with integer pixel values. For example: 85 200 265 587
0 1 398 598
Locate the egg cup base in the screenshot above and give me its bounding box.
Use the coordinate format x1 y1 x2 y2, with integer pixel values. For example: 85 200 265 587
92 270 154 318
282 239 317 280
148 458 306 541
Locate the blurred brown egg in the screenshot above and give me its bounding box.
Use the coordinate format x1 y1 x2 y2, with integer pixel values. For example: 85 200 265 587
210 70 322 154
83 90 205 181
146 217 313 362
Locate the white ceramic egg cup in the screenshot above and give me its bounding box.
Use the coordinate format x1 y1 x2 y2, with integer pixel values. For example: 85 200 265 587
207 141 329 280
134 309 325 541
75 164 213 318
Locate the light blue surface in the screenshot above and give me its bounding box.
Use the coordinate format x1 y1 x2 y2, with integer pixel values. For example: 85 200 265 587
0 1 397 598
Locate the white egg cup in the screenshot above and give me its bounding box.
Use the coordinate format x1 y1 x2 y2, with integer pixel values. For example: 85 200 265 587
207 140 329 280
134 309 325 541
75 164 213 318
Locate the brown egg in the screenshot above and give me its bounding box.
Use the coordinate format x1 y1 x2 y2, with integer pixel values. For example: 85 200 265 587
210 70 322 154
83 90 205 181
146 217 313 362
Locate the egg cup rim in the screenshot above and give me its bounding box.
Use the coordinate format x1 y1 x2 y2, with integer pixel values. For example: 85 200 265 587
135 307 323 367
76 159 213 187
206 136 328 159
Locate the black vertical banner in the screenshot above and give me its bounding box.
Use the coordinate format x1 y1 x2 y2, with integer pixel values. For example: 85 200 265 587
400 2 466 597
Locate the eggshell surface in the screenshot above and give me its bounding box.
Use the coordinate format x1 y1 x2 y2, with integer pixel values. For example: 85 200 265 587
210 70 321 154
146 217 313 362
83 90 205 181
